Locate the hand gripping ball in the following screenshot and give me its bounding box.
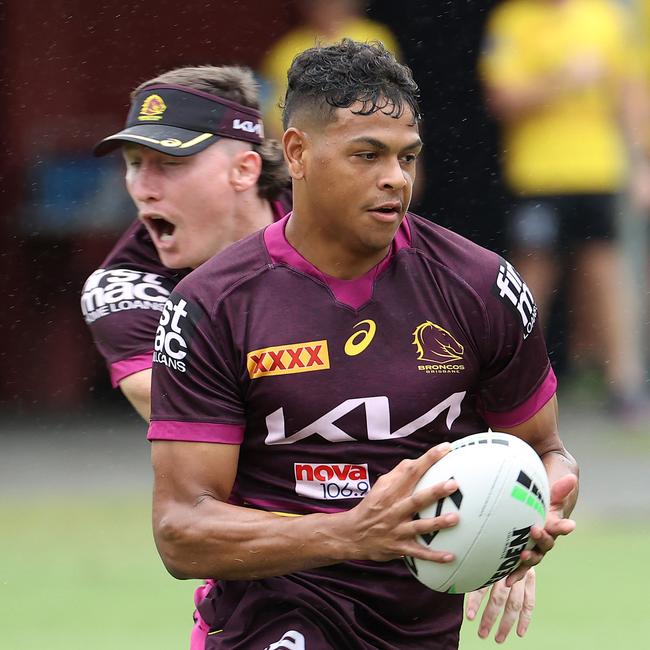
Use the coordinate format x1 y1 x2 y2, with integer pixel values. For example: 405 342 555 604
404 432 549 593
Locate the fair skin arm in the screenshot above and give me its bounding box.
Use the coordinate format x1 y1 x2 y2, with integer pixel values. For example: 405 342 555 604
620 77 650 211
465 395 579 642
119 369 151 421
484 52 608 121
151 440 460 580
484 51 650 210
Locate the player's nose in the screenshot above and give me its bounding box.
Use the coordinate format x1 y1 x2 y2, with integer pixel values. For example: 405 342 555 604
379 157 409 191
129 165 163 202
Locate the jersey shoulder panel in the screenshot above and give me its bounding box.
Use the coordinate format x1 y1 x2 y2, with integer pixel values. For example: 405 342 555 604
407 213 503 302
406 213 544 375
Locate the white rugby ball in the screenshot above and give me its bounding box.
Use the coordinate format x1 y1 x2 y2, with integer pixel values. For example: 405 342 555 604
404 432 549 593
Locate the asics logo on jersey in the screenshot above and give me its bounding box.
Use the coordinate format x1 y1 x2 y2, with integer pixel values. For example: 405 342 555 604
412 321 465 373
344 319 377 356
247 341 329 379
81 269 170 324
493 260 538 339
265 391 465 445
154 297 191 373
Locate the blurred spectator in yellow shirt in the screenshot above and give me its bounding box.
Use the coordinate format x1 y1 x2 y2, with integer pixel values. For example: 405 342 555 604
479 0 650 418
261 0 401 136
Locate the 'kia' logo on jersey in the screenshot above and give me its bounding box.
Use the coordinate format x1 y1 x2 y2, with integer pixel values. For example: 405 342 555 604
412 321 465 374
265 391 465 445
247 340 330 379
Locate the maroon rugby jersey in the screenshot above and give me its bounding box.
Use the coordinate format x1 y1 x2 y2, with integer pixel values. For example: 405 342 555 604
81 195 290 387
148 213 556 649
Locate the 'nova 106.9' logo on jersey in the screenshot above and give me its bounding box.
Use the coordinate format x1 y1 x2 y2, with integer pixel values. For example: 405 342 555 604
154 295 195 373
294 463 371 501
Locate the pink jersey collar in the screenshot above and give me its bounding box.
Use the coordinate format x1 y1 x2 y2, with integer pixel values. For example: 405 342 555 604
264 214 412 310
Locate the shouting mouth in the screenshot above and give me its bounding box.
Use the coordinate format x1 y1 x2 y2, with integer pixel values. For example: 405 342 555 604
144 215 176 245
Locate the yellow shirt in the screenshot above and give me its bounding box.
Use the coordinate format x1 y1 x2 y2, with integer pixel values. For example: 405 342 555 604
480 0 642 194
261 18 401 136
637 0 650 76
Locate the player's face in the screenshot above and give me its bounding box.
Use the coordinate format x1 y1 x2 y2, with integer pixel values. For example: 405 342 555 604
303 103 421 256
123 143 241 269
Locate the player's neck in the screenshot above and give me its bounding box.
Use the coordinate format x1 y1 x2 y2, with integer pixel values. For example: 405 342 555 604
236 193 275 238
285 212 391 280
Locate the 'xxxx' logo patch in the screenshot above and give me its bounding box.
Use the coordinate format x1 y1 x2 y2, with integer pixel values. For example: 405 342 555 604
247 340 330 379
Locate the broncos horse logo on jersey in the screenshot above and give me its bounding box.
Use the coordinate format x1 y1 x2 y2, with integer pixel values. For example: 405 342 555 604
412 321 464 364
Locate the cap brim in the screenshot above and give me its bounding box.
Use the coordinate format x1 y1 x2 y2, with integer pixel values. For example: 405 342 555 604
93 124 219 157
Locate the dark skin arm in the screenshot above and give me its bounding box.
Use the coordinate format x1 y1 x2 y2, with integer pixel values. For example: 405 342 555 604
151 440 460 580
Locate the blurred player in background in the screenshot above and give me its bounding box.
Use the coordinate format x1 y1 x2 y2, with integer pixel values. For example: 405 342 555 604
149 40 579 650
479 0 650 418
80 65 290 419
260 0 400 136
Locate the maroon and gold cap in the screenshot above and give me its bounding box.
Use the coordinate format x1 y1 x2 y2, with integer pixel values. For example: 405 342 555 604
94 84 264 157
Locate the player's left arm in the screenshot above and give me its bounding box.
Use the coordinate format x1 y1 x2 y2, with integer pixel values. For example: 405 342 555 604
464 393 578 642
613 4 650 211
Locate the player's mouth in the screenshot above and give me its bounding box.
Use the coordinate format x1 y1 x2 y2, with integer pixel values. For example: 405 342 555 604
367 201 403 222
142 215 177 246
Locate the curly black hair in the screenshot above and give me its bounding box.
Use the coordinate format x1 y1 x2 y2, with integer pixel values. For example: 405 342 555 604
282 39 421 129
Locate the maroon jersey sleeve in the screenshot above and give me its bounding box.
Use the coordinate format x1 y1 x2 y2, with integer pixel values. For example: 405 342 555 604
474 255 555 427
148 288 247 444
81 267 174 386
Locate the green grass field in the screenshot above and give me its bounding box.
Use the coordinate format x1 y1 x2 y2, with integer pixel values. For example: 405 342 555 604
1 495 647 649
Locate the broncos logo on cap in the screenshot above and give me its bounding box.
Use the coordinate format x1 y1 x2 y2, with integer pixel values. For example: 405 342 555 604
138 94 167 121
412 321 464 364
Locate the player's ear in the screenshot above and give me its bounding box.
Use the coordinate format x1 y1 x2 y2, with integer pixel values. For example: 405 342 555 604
283 127 308 180
230 150 262 192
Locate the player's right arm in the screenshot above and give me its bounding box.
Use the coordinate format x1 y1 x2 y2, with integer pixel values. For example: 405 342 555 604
81 263 174 421
118 369 152 420
151 437 459 580
478 6 605 122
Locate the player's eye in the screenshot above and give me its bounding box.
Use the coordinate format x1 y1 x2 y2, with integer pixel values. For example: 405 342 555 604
356 152 377 161
401 153 418 164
